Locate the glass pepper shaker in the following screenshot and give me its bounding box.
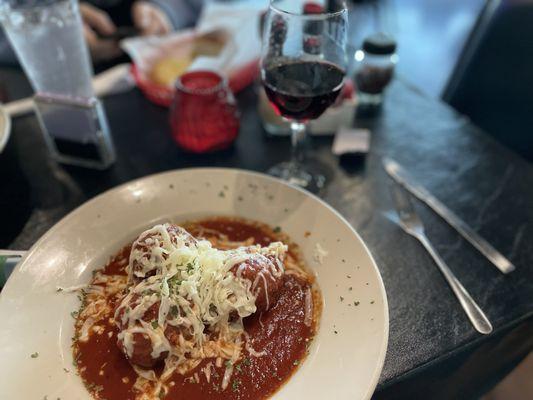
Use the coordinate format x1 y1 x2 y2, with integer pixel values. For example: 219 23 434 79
354 33 398 106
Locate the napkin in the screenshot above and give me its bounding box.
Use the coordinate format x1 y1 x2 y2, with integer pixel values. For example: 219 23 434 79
332 127 371 155
121 1 264 89
196 1 264 73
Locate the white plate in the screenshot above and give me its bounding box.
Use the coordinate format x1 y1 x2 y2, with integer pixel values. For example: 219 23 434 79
0 168 388 400
0 104 11 153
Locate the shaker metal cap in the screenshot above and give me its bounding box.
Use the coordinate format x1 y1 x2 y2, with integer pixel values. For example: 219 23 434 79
363 33 397 55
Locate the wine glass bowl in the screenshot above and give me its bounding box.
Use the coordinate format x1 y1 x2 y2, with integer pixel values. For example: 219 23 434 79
263 60 346 121
261 0 348 192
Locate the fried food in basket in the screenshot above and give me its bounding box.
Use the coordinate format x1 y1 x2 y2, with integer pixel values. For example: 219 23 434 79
150 57 192 86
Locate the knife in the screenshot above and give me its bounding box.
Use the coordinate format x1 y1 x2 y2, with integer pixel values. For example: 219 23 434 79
383 157 515 274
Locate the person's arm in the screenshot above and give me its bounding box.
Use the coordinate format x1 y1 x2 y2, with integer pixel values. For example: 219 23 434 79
132 0 204 35
80 3 122 62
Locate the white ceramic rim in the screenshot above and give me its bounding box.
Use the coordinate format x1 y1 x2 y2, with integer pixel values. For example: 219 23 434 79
5 167 389 399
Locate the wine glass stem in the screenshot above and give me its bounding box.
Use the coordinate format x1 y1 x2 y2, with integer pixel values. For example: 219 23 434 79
290 121 307 166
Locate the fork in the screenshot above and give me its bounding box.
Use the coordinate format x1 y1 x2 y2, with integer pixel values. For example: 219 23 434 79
389 185 493 335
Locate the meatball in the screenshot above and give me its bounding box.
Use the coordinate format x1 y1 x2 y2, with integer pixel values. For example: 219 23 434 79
231 244 286 313
128 224 197 282
115 294 191 368
117 329 167 369
115 297 167 368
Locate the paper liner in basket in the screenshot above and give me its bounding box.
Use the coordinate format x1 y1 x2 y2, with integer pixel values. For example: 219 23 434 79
120 3 264 106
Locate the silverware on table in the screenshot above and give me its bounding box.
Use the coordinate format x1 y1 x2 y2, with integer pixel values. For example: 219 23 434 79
383 157 515 274
389 185 493 335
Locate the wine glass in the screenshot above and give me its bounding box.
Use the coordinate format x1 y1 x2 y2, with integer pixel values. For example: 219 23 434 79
261 0 348 192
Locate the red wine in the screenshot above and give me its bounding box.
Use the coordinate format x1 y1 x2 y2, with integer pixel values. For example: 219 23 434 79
263 61 345 121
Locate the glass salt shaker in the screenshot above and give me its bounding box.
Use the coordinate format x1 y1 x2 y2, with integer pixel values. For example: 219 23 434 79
354 33 398 106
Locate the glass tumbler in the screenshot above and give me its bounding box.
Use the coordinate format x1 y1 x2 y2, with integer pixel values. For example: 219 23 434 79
0 0 115 169
170 71 239 153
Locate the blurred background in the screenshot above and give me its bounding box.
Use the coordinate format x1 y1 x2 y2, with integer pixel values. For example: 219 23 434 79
0 0 532 398
3 0 532 160
349 0 533 162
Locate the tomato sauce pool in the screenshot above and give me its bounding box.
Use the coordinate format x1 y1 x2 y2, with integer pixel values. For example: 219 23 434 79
74 218 319 400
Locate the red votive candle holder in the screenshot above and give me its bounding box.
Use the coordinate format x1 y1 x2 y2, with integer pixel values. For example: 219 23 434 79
170 71 240 153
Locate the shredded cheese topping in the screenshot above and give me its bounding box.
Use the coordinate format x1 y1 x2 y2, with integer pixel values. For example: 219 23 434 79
115 224 287 392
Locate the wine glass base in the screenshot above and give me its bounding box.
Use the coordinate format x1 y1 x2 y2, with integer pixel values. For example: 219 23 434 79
267 162 325 193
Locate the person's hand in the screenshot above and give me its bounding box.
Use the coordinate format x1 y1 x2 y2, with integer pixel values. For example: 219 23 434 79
132 1 173 36
80 3 122 62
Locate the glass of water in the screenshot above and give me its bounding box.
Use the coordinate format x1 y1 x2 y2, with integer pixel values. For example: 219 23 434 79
0 0 115 169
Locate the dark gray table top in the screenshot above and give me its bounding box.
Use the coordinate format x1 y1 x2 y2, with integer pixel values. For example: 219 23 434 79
2 69 532 399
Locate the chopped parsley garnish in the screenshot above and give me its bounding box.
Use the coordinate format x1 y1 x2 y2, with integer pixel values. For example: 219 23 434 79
225 360 232 368
349 287 353 291
243 358 251 366
235 363 242 372
72 352 81 367
169 305 179 318
273 226 281 233
218 191 225 198
293 360 300 366
232 379 241 392
370 300 375 304
334 330 338 334
168 277 182 294
158 389 166 399
339 296 344 302
70 311 78 319
186 262 194 273
56 288 63 293
30 352 39 358
354 301 360 306
151 320 159 329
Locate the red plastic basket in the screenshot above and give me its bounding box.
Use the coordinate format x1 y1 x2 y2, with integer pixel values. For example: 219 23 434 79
130 60 260 108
